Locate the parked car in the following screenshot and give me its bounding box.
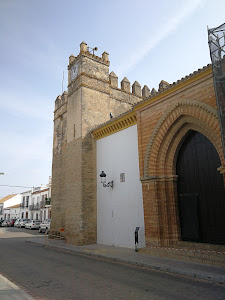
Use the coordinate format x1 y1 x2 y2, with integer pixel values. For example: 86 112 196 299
1 220 10 227
0 220 4 227
39 219 51 233
19 219 30 228
25 220 41 230
15 219 23 227
9 219 16 227
14 219 20 227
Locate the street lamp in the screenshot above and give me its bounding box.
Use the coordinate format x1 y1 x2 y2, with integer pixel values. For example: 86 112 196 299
99 171 113 189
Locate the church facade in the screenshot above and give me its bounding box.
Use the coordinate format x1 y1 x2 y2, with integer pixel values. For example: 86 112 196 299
51 42 225 249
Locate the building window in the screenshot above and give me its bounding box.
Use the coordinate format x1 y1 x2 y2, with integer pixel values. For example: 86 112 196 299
26 196 29 207
120 173 125 182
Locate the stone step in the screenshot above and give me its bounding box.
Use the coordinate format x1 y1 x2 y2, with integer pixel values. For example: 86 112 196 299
140 244 225 267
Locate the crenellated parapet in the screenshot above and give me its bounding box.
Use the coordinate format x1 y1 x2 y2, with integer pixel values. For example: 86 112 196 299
54 91 68 111
109 71 118 88
55 95 61 111
142 85 150 98
158 80 170 92
54 91 68 120
68 41 110 71
132 81 141 97
121 77 130 93
151 88 157 95
108 71 151 102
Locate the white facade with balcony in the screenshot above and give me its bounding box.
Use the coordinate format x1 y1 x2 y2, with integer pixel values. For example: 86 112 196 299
20 191 31 219
30 184 51 221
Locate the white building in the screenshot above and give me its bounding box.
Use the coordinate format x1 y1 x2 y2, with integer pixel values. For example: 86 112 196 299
20 190 31 219
30 182 51 221
2 194 21 208
96 125 145 248
0 194 21 220
7 204 21 220
39 187 51 222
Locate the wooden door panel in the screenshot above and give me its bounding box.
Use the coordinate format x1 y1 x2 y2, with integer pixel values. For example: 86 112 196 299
177 131 225 244
179 193 199 241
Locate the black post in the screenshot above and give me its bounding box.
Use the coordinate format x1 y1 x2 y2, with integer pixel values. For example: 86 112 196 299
135 227 140 252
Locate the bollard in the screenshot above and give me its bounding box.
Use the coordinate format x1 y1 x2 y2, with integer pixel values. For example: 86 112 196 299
45 230 47 247
135 227 140 252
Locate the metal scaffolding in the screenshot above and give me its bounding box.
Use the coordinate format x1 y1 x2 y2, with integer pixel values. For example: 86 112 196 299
208 23 225 158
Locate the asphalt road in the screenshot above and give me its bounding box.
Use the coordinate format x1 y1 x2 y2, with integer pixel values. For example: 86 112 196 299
0 227 225 300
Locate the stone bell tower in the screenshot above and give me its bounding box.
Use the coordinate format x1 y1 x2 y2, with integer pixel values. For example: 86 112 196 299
51 42 142 245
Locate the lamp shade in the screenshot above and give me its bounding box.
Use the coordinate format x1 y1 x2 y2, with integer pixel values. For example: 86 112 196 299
100 171 106 184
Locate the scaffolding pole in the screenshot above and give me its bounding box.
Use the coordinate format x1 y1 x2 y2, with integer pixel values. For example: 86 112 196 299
208 23 225 159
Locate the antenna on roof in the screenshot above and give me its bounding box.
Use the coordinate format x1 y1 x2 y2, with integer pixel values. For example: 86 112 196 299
87 46 98 55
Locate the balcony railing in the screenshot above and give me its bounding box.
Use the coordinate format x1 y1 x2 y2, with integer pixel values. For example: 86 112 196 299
45 198 51 206
29 204 34 211
34 203 39 210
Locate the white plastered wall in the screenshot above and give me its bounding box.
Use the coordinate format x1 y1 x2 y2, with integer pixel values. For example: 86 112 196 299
97 125 145 248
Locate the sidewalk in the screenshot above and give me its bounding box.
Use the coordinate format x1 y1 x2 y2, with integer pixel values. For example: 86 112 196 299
0 273 34 300
26 236 225 285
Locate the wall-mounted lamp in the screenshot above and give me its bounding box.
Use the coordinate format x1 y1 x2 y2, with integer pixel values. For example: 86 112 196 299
99 171 113 189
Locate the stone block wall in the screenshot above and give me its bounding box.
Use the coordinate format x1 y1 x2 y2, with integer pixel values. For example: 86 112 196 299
51 42 145 245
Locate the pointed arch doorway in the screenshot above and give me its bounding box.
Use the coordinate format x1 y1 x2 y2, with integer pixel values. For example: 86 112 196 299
177 131 225 245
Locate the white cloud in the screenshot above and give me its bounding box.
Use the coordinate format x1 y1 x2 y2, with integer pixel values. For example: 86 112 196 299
117 0 204 77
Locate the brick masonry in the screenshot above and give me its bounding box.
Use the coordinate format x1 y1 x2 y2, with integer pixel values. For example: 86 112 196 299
136 68 225 247
51 42 225 249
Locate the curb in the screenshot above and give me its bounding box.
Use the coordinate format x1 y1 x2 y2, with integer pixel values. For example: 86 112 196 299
26 240 225 285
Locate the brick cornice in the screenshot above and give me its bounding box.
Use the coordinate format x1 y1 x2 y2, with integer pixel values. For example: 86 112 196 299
134 67 212 112
91 111 137 140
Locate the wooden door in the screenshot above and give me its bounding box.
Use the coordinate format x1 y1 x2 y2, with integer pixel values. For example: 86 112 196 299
176 131 225 244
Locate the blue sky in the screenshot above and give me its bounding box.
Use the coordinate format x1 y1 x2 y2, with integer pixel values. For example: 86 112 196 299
0 0 224 197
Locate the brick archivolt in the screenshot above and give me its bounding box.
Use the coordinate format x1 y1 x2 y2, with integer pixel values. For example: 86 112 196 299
143 99 224 180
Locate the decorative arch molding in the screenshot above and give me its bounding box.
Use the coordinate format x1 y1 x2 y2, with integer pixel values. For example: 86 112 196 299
143 99 223 179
